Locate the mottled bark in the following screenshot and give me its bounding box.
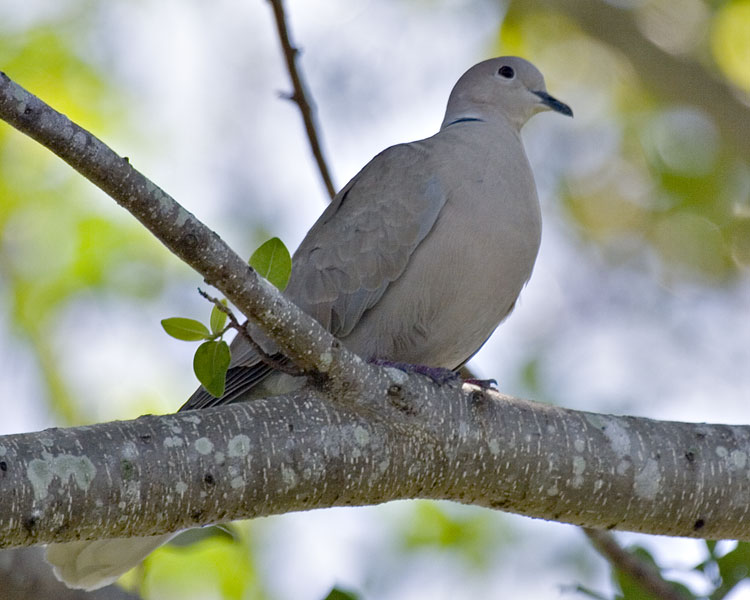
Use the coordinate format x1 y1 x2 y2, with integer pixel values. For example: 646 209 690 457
2 378 750 548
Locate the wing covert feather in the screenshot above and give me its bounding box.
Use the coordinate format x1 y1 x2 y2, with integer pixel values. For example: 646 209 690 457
285 141 448 338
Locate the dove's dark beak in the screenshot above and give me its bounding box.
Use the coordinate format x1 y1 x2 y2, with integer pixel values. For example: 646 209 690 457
533 90 573 117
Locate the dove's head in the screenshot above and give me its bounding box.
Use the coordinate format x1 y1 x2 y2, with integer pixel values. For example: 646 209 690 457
442 56 572 130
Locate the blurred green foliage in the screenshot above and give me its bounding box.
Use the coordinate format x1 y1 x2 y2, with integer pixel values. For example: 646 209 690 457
1 20 170 424
698 540 750 599
502 0 750 283
398 501 509 569
712 0 750 92
611 545 692 600
137 534 263 600
575 540 750 600
321 588 360 600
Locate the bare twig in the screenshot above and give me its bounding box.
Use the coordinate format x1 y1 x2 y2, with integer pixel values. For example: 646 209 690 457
198 289 303 376
583 528 690 600
267 0 336 199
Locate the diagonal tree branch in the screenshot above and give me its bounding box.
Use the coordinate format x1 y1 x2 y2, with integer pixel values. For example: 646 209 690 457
267 0 337 199
0 70 360 395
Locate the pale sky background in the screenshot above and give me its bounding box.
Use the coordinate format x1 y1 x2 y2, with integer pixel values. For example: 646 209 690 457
2 0 750 598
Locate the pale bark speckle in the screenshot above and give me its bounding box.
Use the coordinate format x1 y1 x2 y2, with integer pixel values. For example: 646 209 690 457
227 435 251 457
194 437 214 455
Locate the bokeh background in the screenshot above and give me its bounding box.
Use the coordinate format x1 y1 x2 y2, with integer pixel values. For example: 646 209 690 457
1 0 750 598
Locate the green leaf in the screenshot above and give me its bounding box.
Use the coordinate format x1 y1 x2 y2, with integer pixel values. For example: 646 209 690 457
322 587 360 600
713 541 750 598
248 237 291 291
193 340 231 397
209 300 228 334
705 539 718 557
161 317 211 341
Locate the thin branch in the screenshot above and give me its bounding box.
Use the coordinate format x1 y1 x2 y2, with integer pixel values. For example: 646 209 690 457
198 288 303 376
583 528 690 600
267 0 337 199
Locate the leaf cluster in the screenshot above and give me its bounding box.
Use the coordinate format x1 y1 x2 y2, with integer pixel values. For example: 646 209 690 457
161 238 291 397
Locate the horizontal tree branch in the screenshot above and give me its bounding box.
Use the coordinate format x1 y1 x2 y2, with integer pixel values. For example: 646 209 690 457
2 380 750 548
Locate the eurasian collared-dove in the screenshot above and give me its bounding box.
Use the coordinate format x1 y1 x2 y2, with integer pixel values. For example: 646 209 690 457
47 56 572 590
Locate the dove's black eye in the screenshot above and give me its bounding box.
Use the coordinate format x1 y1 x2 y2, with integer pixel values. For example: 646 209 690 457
498 66 515 79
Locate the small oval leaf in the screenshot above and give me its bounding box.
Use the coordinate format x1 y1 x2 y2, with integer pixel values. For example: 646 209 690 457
193 340 231 398
161 317 211 341
249 237 292 291
209 300 228 334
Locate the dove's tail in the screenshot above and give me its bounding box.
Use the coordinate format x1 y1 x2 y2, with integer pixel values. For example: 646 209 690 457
45 533 175 590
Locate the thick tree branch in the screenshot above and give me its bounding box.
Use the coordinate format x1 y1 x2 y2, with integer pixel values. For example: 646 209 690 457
0 70 362 394
267 0 336 199
3 382 750 548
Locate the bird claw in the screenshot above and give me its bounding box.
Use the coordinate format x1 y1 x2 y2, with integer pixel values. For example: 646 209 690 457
371 360 499 389
462 378 498 390
370 359 460 385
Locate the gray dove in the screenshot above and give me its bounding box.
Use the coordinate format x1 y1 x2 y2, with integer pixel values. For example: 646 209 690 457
47 56 572 590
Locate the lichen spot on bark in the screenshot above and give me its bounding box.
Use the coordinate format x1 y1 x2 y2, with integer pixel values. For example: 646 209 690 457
281 464 298 489
319 351 332 371
571 456 586 488
163 436 184 448
586 414 631 459
353 426 370 446
633 458 661 500
730 449 747 470
228 434 251 457
195 437 214 455
27 454 96 501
